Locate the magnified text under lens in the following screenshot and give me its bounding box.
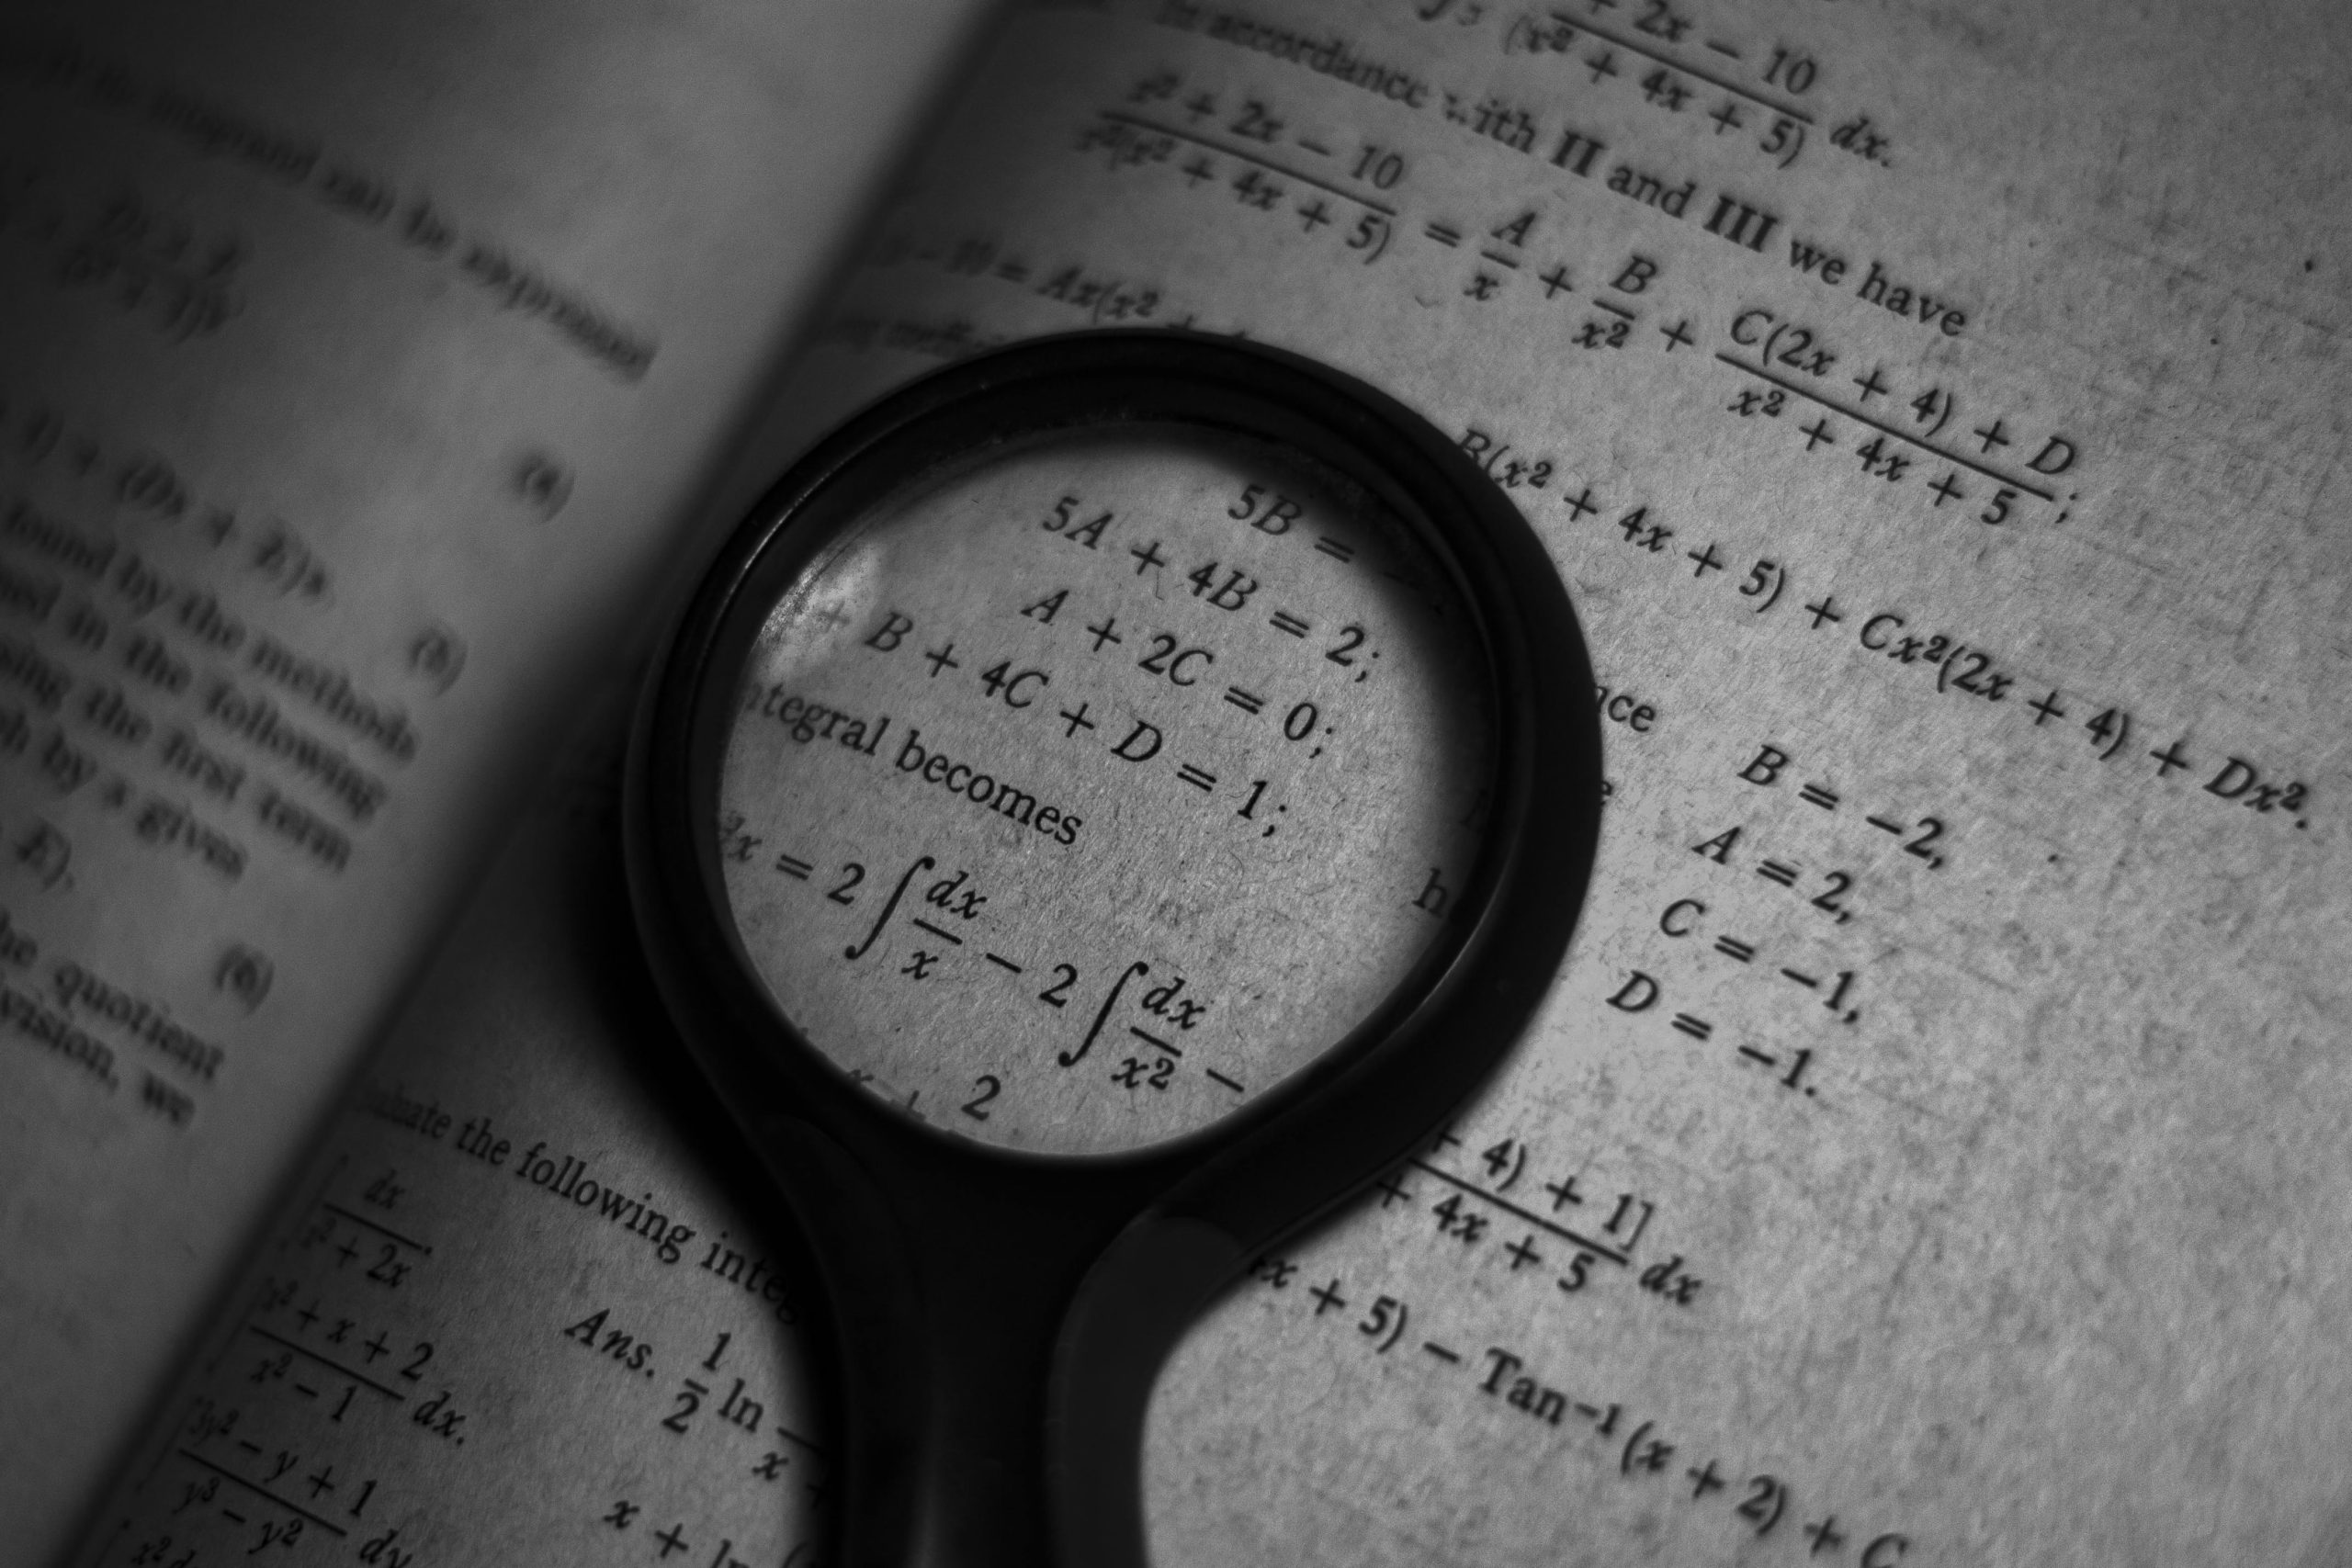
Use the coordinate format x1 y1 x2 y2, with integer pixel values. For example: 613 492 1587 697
717 428 1497 1156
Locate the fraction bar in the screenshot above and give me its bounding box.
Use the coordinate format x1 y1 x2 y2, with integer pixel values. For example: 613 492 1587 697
242 1325 405 1401
1093 110 1399 216
319 1202 431 1254
1129 1026 1183 1057
1548 15 1811 122
910 918 964 945
173 1451 348 1538
1405 1158 1630 1266
1714 351 2055 499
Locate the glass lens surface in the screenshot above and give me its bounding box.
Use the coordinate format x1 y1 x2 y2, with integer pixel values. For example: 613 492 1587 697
716 425 1494 1155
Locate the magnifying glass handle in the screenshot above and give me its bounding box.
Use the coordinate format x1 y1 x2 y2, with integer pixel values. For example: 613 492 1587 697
752 1114 1240 1568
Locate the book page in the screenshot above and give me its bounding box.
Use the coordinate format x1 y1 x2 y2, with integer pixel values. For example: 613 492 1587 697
0 1 995 1560
76 723 852 1568
79 0 2352 1564
779 2 2352 1557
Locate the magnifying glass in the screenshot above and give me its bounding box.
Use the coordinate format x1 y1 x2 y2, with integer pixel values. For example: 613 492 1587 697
624 331 1601 1567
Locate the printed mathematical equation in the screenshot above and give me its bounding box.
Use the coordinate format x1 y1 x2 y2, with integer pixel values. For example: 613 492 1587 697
886 160 2069 533
1437 436 2316 837
840 476 1417 826
1156 0 1891 181
1606 963 1827 1101
1492 6 1826 171
726 839 1250 1118
0 160 247 343
1478 0 1848 167
1359 1125 1695 1306
97 1130 832 1568
716 436 1494 1155
1242 1224 1916 1564
1041 54 2058 526
100 1163 455 1568
0 385 341 607
132 1400 390 1565
561 1315 830 1520
1085 53 1897 314
1718 318 2078 525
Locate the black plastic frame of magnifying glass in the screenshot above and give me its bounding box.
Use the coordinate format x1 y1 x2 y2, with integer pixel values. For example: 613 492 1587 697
624 330 1601 1568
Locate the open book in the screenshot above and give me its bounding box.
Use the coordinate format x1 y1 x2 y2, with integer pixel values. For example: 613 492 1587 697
7 0 2349 1562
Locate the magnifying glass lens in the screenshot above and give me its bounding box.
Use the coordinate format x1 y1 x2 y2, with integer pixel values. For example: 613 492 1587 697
715 426 1496 1155
636 335 1599 1563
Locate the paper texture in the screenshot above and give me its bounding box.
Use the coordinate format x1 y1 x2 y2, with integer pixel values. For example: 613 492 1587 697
0 2 992 1559
74 0 2352 1563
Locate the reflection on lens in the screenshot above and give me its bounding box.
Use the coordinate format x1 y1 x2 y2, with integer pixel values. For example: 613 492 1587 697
717 427 1494 1156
